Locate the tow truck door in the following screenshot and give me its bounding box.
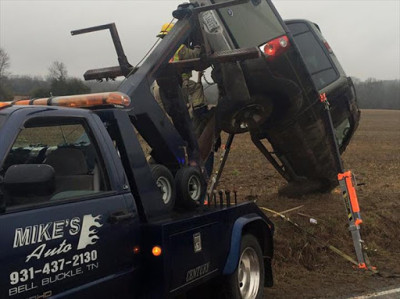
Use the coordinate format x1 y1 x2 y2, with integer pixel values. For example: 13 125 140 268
0 110 140 298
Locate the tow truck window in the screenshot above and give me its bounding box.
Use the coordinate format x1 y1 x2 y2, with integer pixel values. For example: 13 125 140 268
2 120 110 208
214 0 285 48
286 23 338 90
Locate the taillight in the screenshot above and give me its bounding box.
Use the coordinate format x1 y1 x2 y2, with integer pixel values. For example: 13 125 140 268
259 35 290 59
323 40 333 54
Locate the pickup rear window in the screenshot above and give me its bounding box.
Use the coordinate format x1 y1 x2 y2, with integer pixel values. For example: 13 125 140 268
286 22 339 90
214 0 285 47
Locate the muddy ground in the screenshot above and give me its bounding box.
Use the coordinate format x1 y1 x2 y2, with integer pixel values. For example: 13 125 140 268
217 109 400 298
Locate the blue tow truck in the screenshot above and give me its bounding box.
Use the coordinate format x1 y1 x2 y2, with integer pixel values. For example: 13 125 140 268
0 1 275 298
0 101 273 298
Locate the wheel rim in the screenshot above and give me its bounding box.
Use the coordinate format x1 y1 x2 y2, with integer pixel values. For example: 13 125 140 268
238 247 260 299
187 174 201 201
156 176 172 204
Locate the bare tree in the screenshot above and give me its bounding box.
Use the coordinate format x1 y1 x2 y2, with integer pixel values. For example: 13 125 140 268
48 61 68 81
0 47 11 79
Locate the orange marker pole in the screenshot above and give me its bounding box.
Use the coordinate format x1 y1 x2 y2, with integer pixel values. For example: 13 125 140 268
338 171 363 226
338 171 368 269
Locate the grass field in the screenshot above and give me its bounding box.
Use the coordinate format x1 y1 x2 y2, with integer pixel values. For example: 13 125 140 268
217 109 400 298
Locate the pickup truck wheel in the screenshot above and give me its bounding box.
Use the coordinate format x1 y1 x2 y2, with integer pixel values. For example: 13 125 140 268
175 166 206 209
217 97 273 134
150 164 176 210
223 234 264 299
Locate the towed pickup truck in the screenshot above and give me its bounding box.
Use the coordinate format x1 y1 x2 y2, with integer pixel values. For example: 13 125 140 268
197 0 360 194
0 97 273 298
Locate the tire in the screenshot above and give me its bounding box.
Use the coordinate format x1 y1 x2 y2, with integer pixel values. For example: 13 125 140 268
217 98 273 134
150 164 176 211
175 166 206 210
223 234 264 299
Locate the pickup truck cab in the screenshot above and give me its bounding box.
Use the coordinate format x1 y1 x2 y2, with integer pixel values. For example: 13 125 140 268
284 19 360 152
0 98 273 299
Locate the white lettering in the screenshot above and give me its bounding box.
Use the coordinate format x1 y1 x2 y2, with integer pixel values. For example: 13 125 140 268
52 221 64 239
13 227 32 248
14 223 54 248
25 244 45 262
31 225 38 245
37 223 51 243
9 282 37 296
42 268 83 285
69 217 80 235
26 240 72 262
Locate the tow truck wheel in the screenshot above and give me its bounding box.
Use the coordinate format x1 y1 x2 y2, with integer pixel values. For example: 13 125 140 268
175 166 206 210
150 164 176 211
223 234 264 299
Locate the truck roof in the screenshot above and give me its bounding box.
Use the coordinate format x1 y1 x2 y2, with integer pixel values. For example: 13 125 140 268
0 105 94 115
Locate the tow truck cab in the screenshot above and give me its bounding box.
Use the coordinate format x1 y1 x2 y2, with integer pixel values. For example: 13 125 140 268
0 104 273 298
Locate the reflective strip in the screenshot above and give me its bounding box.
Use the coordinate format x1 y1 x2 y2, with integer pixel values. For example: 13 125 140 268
170 44 185 62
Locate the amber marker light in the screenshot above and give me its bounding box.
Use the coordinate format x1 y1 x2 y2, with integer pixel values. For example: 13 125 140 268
10 92 131 109
152 246 162 257
48 92 131 108
133 246 140 254
13 100 30 105
0 101 12 109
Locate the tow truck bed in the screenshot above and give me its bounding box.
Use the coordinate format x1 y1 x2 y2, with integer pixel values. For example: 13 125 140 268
140 202 274 298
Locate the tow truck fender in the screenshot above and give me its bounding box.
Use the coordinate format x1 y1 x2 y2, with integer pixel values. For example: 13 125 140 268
223 213 273 275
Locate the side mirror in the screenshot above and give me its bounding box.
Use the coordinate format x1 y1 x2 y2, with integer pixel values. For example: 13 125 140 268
4 164 55 196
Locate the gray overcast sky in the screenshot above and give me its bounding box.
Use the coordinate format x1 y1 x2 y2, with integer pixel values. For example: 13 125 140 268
1 0 399 81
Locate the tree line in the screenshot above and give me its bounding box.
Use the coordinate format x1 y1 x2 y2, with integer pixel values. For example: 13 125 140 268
0 47 399 109
351 77 399 110
0 48 119 100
